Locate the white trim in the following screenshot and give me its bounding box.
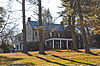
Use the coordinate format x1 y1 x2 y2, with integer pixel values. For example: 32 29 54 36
66 40 69 49
46 38 72 42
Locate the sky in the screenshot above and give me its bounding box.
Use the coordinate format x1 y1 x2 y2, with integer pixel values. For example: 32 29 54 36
0 0 63 31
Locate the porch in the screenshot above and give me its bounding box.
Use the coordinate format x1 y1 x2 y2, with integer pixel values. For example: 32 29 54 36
45 38 72 50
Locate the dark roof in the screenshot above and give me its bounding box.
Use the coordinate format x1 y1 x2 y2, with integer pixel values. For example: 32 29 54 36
29 21 64 31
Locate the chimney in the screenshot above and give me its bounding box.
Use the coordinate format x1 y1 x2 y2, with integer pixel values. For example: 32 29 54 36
61 21 64 29
27 17 31 22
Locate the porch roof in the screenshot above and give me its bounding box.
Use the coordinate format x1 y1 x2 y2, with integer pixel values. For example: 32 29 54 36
45 38 72 42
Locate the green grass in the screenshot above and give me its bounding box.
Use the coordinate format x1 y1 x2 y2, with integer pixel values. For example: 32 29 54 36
0 49 100 66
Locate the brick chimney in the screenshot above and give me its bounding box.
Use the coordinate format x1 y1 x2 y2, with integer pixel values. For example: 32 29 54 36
27 17 31 22
61 21 64 29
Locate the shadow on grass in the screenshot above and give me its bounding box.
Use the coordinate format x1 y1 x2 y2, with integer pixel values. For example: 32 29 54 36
0 56 24 61
22 51 47 56
0 56 34 65
35 56 67 66
0 56 24 65
56 50 83 53
56 50 99 56
10 63 35 66
86 52 99 56
0 56 6 58
52 55 97 66
22 52 33 56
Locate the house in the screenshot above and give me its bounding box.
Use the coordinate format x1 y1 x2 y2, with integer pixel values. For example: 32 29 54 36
14 18 73 51
14 33 23 51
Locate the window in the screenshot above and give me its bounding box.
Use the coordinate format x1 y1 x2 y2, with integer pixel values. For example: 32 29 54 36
57 33 61 37
21 36 23 41
35 31 39 36
18 36 21 41
49 32 53 37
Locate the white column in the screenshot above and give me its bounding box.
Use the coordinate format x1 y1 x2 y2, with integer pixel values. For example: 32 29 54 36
15 44 17 51
52 40 54 49
66 40 69 49
21 44 23 51
60 40 61 49
19 44 20 51
45 41 47 46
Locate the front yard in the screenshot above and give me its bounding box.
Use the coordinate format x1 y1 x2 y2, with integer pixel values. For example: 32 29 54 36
0 49 100 66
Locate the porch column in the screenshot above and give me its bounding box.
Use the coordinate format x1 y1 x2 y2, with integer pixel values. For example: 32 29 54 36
19 44 20 51
66 40 69 49
60 40 61 49
15 44 17 51
21 44 23 51
52 40 54 49
45 41 47 46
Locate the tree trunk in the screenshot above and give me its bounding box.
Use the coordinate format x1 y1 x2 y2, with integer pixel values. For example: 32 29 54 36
22 0 28 53
76 0 91 53
38 0 46 55
68 0 77 50
71 15 77 50
86 27 92 47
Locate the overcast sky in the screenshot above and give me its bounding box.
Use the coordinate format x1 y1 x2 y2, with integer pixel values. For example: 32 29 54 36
0 0 63 31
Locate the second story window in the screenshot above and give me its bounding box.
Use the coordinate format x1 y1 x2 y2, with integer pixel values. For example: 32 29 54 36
49 32 53 37
35 31 39 36
57 33 61 37
18 36 21 41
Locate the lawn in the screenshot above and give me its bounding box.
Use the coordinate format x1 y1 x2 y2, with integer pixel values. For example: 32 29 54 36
0 49 100 66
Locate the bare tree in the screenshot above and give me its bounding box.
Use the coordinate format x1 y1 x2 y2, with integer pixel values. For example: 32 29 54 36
22 0 28 53
0 0 21 53
38 0 46 55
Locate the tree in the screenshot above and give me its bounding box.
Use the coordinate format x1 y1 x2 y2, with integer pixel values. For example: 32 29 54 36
23 0 46 54
60 0 100 53
61 0 77 50
0 7 5 29
76 0 100 53
80 0 100 35
38 0 46 55
76 0 91 53
42 9 53 24
22 0 28 53
0 1 20 53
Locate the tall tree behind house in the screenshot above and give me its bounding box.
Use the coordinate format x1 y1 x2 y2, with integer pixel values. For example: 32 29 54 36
42 9 53 24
